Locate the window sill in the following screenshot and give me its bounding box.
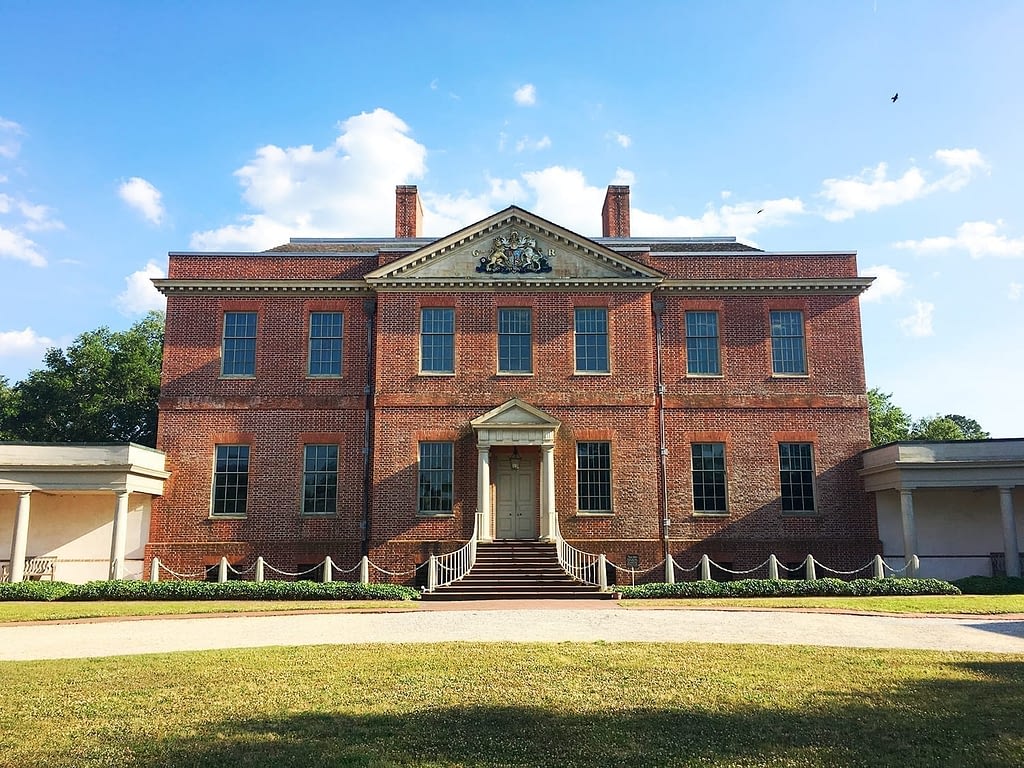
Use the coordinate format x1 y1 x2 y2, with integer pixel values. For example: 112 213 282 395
573 371 611 377
417 512 455 518
575 511 614 517
771 373 810 379
496 372 533 377
300 513 338 519
306 374 343 380
781 510 818 517
692 510 730 517
686 373 723 379
207 514 247 521
218 375 256 381
418 372 455 377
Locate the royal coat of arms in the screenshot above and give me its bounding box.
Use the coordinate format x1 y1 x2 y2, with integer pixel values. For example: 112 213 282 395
475 230 553 274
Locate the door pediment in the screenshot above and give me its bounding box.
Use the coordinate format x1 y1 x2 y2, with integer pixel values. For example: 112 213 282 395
471 399 560 447
365 207 663 290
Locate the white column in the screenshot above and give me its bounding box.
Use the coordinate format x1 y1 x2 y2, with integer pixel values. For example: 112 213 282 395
899 488 918 577
477 446 492 542
9 491 31 583
108 490 130 580
541 444 557 542
999 486 1020 578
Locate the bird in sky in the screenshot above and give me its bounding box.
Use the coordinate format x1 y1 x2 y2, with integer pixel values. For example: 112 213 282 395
757 208 764 214
891 92 899 102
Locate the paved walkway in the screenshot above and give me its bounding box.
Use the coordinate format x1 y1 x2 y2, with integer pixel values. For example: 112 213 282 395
2 601 1024 660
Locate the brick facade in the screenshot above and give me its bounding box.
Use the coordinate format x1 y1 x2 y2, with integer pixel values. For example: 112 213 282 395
148 186 878 583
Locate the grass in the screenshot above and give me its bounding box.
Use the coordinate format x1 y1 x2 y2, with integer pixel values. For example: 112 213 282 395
619 594 1024 615
0 600 418 623
1 642 1022 767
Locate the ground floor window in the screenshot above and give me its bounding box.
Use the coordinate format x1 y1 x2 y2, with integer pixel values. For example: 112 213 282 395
576 441 612 512
418 441 453 514
779 442 815 512
691 442 727 513
212 444 249 516
302 444 338 515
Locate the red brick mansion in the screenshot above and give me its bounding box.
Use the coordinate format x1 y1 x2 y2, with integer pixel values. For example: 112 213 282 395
148 185 878 582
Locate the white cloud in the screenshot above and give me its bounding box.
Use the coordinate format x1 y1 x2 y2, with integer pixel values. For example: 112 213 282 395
0 117 23 159
860 264 907 303
119 177 165 225
515 135 552 152
0 327 53 357
0 225 46 267
513 84 537 106
819 148 987 221
1009 282 1022 301
116 260 167 316
190 109 427 249
899 301 935 337
894 220 1024 259
609 131 632 148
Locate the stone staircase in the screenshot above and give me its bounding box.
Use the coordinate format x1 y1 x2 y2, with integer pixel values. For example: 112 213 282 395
421 541 613 601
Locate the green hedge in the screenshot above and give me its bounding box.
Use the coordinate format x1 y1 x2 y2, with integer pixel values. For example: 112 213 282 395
0 579 420 602
617 577 961 599
952 576 1024 595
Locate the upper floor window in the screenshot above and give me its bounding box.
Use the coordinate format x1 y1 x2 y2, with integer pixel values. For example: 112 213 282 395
212 444 250 516
498 308 532 374
691 442 727 513
779 442 815 512
685 311 721 375
576 441 612 512
308 312 343 377
418 441 453 514
574 308 609 373
420 308 455 374
302 444 338 515
770 310 807 375
221 312 257 377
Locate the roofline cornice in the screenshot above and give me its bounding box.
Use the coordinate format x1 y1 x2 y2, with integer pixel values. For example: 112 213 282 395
152 279 372 296
658 277 875 295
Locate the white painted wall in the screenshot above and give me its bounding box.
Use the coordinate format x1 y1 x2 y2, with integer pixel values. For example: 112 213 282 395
876 487 1024 580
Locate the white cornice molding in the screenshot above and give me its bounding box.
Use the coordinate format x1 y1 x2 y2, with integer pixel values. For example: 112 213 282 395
658 277 875 295
152 280 372 296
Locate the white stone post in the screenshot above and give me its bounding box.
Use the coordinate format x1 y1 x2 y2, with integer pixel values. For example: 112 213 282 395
150 557 161 582
9 491 31 583
768 554 779 580
323 556 333 583
665 554 676 584
598 553 608 590
109 490 130 580
255 556 265 582
700 554 711 581
541 444 557 542
873 554 885 580
427 554 438 592
804 554 816 580
999 487 1020 578
899 488 918 578
477 447 492 542
360 555 370 584
218 556 228 583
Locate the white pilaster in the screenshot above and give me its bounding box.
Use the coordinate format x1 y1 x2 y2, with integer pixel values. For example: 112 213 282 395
477 446 492 542
999 486 1020 578
109 490 130 580
9 491 31 583
541 444 556 542
899 488 918 577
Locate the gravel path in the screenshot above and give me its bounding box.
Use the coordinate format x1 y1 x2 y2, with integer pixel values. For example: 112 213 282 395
2 602 1024 660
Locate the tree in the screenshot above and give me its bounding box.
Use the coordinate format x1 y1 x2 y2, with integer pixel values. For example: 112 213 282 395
6 311 164 447
910 415 966 441
0 376 19 440
943 414 990 440
867 388 912 446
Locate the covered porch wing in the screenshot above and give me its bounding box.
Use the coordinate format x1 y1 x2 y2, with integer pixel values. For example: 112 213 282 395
861 440 1024 580
0 443 168 583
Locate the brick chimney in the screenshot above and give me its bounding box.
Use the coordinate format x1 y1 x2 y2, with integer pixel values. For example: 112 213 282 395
601 185 630 238
395 185 423 238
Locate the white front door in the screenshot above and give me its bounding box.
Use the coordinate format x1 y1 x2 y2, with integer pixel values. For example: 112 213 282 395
494 465 537 540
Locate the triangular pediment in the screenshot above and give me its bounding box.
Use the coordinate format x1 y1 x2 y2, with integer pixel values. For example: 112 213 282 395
365 207 663 289
471 399 561 430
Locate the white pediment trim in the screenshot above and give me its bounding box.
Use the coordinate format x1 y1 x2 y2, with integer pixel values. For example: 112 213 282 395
471 399 561 430
365 207 664 289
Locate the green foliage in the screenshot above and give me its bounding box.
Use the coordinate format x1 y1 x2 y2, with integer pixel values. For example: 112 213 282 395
618 578 960 599
5 311 164 446
64 579 419 601
0 580 76 601
953 575 1024 594
867 387 912 446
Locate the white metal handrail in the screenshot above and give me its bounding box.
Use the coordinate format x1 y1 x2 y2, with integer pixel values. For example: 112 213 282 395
424 511 481 592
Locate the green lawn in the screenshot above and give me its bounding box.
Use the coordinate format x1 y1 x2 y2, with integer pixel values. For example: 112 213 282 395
2 642 1022 767
620 594 1024 615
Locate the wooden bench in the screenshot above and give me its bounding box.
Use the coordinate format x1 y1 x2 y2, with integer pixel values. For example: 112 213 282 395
0 557 56 582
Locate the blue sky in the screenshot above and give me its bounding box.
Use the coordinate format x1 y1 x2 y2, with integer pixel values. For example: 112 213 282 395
2 1 1022 436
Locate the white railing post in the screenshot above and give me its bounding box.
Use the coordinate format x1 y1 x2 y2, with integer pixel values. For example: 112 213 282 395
218 556 228 583
768 554 779 580
323 556 333 583
598 554 608 591
804 554 816 580
700 554 711 581
150 557 160 582
665 554 676 584
360 555 370 584
255 556 265 582
873 554 884 579
428 554 438 592
909 554 920 578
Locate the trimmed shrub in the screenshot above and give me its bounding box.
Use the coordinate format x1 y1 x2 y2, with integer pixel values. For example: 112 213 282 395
617 577 960 599
0 581 76 601
62 579 419 601
953 576 1024 595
